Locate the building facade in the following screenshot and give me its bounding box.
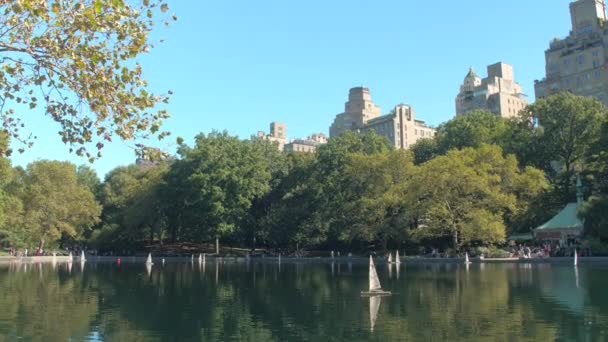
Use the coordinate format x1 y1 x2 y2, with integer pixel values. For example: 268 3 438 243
455 62 528 118
535 0 608 105
284 133 327 153
329 87 381 137
360 104 435 149
256 121 287 151
330 87 436 149
284 139 318 153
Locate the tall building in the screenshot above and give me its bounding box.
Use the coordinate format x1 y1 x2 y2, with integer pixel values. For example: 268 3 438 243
256 121 287 150
329 87 381 137
360 104 435 149
329 87 436 149
535 0 608 105
455 62 528 118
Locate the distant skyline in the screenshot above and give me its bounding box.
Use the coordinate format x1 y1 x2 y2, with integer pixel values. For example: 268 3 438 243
10 0 577 177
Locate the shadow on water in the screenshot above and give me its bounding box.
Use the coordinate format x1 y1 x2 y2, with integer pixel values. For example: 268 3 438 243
0 261 608 341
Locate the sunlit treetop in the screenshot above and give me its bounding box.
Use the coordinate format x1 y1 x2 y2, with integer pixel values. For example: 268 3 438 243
0 0 176 161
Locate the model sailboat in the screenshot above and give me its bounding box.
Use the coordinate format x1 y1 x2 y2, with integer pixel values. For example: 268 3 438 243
574 249 578 267
361 256 391 296
387 253 393 264
395 250 401 265
464 253 472 264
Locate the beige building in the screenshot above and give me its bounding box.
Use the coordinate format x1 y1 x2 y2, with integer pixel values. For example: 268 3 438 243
456 62 528 118
360 104 435 149
535 0 608 105
330 87 436 149
329 87 382 137
284 133 328 153
256 121 287 151
284 139 318 153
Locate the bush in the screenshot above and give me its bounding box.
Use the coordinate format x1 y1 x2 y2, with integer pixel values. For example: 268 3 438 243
472 246 511 258
588 238 608 256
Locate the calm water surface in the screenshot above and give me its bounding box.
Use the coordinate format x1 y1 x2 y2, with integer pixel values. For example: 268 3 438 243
0 260 607 341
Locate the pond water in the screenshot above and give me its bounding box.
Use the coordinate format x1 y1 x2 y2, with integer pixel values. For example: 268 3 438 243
0 259 607 341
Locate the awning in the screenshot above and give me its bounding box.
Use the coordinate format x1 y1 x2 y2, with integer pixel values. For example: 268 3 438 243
507 233 534 241
534 202 583 239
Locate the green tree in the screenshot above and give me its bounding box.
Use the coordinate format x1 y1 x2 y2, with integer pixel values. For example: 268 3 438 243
0 0 175 159
170 131 273 253
435 110 509 154
406 145 546 250
305 131 393 248
342 150 416 249
95 162 170 248
516 93 607 203
410 138 437 165
0 134 25 248
76 165 101 199
21 160 101 250
581 121 608 239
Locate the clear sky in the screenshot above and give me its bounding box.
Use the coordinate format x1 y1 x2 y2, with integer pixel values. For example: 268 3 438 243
10 0 577 178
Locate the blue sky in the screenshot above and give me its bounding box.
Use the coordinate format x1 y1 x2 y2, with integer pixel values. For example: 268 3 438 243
11 0 576 178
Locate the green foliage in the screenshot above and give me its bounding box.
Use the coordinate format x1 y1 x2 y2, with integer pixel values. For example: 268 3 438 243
581 120 608 239
165 131 274 246
410 138 437 165
406 145 546 250
435 110 509 153
521 93 607 174
0 0 175 159
94 162 169 247
77 165 101 199
341 150 415 247
21 160 101 248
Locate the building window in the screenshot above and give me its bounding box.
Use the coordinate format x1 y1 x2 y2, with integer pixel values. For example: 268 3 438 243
593 50 599 57
593 60 600 68
577 55 584 65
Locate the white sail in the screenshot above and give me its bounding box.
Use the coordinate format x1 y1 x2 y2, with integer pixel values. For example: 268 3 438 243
81 250 86 262
369 295 381 333
395 250 400 265
574 250 578 266
68 252 73 262
198 253 203 264
369 256 382 292
146 253 153 265
465 253 470 264
388 253 393 264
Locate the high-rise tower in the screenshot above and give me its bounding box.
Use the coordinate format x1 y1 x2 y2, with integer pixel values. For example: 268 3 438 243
455 62 528 118
535 0 608 105
329 87 381 137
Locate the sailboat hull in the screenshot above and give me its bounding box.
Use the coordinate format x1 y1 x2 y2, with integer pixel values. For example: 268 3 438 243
361 291 391 297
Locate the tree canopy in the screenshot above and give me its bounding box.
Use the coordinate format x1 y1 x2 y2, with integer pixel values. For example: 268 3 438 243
0 0 175 160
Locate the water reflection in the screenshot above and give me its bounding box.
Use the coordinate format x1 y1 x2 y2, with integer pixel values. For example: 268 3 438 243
369 295 381 333
0 262 607 341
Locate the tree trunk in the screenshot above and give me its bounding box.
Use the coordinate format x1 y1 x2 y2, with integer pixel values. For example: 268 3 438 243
452 229 459 252
215 237 220 255
38 238 45 255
